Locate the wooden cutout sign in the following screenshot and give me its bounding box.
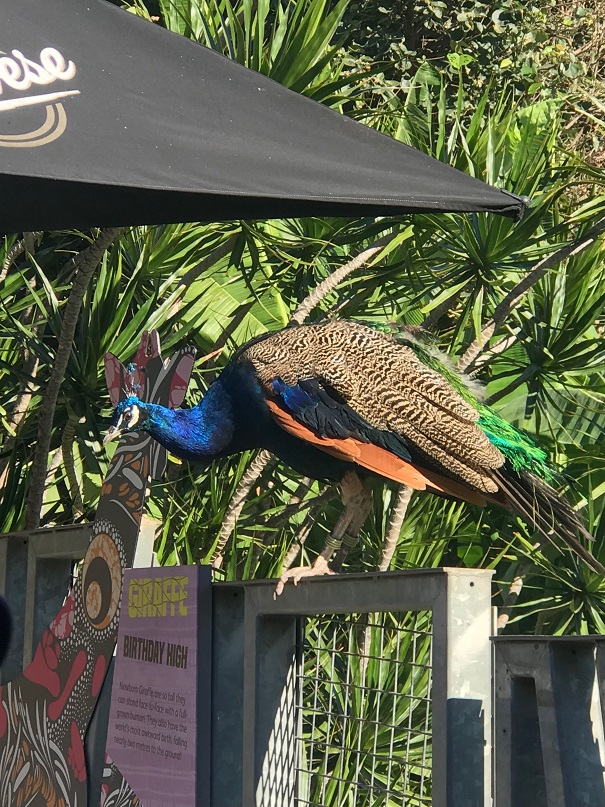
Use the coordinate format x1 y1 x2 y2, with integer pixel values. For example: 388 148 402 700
0 332 195 806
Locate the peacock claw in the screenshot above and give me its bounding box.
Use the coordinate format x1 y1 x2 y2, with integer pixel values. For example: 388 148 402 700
273 556 335 598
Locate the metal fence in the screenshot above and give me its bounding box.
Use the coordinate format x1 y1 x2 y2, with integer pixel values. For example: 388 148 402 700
494 635 605 807
296 611 433 807
1 526 496 806
5 524 605 806
213 568 494 807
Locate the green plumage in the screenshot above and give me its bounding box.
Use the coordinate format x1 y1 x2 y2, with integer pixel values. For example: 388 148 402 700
476 408 554 481
417 348 554 480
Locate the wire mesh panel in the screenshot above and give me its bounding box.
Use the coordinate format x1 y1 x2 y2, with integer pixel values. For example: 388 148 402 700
296 611 432 807
232 570 492 807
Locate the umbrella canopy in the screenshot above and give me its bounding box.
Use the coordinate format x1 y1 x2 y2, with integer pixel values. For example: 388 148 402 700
1 0 527 232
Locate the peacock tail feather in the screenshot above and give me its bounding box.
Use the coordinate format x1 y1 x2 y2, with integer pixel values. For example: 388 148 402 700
350 319 599 561
476 407 556 482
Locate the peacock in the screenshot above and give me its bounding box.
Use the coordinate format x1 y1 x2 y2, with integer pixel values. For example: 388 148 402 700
105 319 603 583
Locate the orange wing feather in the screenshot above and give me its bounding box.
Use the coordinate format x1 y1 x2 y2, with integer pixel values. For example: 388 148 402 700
265 399 487 506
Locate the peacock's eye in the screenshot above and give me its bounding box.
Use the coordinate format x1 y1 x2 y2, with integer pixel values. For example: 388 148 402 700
119 404 140 429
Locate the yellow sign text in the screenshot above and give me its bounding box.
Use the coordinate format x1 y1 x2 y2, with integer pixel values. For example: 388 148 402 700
128 576 188 618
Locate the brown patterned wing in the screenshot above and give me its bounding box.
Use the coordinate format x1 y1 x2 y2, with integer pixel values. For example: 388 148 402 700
244 320 504 493
265 399 488 506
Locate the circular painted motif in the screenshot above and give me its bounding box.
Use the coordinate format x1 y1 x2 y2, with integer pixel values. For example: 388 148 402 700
81 532 122 629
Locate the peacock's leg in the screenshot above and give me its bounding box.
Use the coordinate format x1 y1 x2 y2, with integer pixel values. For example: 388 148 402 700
331 475 373 570
274 472 373 597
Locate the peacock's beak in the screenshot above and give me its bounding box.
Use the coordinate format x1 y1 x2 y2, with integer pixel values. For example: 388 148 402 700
103 426 123 445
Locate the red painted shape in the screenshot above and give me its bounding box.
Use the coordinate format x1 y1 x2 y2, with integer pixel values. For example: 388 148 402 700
44 645 58 670
23 630 61 697
169 353 195 407
104 353 125 407
67 720 87 782
50 594 75 640
48 649 87 722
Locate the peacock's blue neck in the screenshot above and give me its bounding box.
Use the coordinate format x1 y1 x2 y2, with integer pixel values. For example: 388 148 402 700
144 380 235 460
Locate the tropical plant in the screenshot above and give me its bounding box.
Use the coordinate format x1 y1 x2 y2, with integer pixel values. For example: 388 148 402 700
1 0 604 624
2 1 605 802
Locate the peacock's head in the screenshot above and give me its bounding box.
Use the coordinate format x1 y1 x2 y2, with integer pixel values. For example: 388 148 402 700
104 395 150 445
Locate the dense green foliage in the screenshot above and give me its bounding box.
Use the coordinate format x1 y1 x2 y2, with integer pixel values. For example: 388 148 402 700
343 0 603 91
1 0 605 640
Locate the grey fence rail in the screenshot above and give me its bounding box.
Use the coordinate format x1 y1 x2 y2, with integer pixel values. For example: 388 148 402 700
2 524 605 806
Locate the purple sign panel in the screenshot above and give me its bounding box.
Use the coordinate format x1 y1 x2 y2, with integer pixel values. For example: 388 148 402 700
106 566 211 806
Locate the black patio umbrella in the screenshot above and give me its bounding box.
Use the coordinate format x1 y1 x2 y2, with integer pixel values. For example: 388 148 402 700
1 0 527 232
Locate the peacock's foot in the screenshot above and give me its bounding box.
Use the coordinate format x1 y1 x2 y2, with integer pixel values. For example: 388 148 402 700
273 556 335 599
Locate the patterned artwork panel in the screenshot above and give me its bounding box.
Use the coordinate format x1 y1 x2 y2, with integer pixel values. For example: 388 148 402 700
0 332 195 806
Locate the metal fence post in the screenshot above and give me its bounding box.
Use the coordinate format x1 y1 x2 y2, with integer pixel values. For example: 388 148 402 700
242 586 299 807
494 637 605 807
231 568 494 807
432 568 494 807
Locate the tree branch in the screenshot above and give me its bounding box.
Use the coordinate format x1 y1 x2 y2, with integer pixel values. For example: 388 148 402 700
25 228 123 530
468 329 519 374
0 309 42 491
211 449 274 568
378 486 413 571
0 243 47 493
289 232 397 325
0 232 43 284
62 413 84 518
